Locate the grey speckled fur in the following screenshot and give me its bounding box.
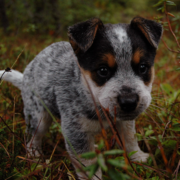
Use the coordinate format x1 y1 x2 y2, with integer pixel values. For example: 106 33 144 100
0 17 162 180
23 41 96 153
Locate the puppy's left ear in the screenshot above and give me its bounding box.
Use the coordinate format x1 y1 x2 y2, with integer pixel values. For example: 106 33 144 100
68 18 104 54
131 17 163 48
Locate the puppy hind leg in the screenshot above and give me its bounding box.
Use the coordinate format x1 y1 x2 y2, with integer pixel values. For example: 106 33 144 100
117 120 149 163
25 110 53 157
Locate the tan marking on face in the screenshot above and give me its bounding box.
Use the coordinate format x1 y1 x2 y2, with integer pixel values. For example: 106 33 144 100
81 68 106 89
132 49 144 64
102 53 116 68
145 66 155 86
81 69 92 79
80 69 93 86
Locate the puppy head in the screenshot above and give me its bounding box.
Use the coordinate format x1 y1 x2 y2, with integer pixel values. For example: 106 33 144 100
68 17 163 121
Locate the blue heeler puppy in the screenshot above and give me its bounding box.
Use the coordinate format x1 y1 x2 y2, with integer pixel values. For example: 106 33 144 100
0 17 162 179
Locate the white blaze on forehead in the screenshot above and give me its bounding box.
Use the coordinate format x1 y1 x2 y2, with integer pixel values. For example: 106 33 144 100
107 26 132 62
114 27 128 43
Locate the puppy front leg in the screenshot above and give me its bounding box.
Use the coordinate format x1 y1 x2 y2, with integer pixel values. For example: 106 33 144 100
117 120 149 162
62 123 101 180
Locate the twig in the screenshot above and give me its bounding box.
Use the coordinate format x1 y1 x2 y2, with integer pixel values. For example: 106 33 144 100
43 138 61 178
162 121 171 138
173 160 180 180
162 39 180 53
0 67 11 83
17 156 74 180
0 48 24 85
0 116 24 144
0 142 10 158
132 161 170 178
139 128 164 180
145 110 161 129
164 2 180 49
71 157 90 180
11 48 25 69
139 128 158 168
61 160 77 180
58 163 65 180
32 157 41 173
156 133 172 173
100 106 141 179
170 142 179 170
76 59 109 150
12 96 16 155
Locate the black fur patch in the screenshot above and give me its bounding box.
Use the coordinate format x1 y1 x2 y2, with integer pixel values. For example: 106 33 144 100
68 18 117 86
131 17 163 48
78 28 117 86
68 18 104 53
127 23 156 85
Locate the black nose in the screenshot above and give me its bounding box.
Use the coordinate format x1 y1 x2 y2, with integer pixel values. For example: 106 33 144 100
118 93 139 112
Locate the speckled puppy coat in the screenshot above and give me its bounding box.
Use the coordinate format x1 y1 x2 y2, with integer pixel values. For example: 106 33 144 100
0 17 162 180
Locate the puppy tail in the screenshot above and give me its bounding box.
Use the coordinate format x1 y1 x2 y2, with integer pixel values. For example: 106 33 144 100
0 69 23 90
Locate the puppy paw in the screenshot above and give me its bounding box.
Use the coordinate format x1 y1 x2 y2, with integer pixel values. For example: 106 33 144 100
26 142 42 158
130 151 149 163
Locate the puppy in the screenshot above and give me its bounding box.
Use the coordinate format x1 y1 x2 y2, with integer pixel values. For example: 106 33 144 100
0 17 162 179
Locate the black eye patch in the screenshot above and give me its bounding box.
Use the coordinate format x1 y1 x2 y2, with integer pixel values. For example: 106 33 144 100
131 58 153 85
90 64 117 86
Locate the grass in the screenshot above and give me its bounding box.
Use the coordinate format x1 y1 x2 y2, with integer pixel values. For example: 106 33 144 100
0 18 180 180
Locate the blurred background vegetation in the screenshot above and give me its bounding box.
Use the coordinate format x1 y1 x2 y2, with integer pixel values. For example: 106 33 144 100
0 0 179 36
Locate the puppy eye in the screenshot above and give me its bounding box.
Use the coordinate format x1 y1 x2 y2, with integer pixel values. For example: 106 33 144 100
139 64 148 74
97 66 110 78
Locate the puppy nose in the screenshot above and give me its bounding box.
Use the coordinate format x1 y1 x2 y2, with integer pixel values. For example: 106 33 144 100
118 94 139 112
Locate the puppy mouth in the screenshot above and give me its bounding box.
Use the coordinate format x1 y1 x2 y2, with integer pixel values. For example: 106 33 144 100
116 108 140 121
117 111 140 121
108 104 145 121
98 105 140 121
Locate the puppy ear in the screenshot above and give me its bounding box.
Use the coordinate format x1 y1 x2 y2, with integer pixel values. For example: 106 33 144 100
131 17 163 48
68 18 104 53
